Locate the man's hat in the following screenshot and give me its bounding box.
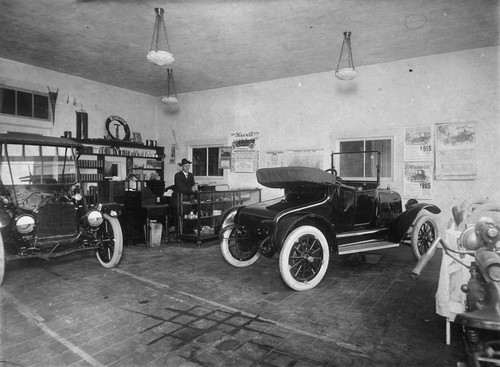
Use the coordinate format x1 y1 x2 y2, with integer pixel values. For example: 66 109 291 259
178 158 192 166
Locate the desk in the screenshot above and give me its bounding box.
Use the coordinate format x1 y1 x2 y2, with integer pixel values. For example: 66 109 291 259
142 204 169 247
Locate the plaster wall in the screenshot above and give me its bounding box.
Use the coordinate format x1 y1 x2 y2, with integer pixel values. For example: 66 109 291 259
0 59 158 141
158 46 499 229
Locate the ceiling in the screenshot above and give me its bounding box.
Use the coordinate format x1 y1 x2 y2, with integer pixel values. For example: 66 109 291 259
0 0 498 96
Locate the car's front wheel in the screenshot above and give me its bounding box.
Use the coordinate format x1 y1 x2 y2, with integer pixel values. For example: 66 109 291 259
95 214 123 268
0 232 5 286
411 215 438 260
220 227 260 267
279 225 329 291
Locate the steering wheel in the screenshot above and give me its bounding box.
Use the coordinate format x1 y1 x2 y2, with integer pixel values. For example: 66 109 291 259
325 168 338 176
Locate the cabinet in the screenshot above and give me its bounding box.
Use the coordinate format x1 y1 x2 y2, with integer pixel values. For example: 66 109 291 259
177 188 261 246
76 139 167 246
75 138 165 202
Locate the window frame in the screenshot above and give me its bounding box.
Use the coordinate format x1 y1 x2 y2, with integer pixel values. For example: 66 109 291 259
189 144 226 181
0 86 51 122
336 137 394 181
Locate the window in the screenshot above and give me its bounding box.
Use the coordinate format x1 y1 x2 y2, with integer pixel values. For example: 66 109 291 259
192 147 223 177
0 86 50 120
338 139 392 179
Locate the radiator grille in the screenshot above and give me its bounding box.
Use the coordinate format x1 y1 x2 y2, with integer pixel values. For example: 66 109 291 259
36 202 78 238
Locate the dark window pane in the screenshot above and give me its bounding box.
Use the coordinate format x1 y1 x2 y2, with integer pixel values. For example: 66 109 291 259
366 140 391 177
192 148 207 176
207 147 223 176
0 88 16 115
17 91 32 117
33 94 49 119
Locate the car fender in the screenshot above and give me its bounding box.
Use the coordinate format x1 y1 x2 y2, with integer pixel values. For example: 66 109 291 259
215 205 243 234
389 203 440 242
273 213 335 252
0 208 12 228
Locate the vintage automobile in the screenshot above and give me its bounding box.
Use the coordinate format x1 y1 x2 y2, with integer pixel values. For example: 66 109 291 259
231 139 256 150
444 129 475 146
218 151 440 291
406 132 430 145
409 169 431 183
0 132 123 286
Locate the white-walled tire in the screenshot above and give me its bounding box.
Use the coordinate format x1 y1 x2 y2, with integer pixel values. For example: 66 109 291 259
411 215 438 260
0 232 5 286
279 225 329 291
220 227 260 267
95 214 123 268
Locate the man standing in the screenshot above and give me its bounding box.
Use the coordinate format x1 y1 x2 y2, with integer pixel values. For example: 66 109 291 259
172 158 197 233
174 158 197 194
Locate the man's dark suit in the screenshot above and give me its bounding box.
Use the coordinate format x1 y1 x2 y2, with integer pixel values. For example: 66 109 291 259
173 170 196 232
174 170 196 194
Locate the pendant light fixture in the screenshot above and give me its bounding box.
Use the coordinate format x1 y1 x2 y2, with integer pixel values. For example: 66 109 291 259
147 8 174 66
335 31 359 81
161 69 178 105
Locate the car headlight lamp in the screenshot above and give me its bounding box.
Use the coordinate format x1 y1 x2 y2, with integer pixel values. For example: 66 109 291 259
15 215 35 234
72 193 83 202
87 210 103 227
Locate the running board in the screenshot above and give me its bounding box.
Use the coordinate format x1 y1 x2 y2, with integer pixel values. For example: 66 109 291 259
337 240 400 255
336 228 388 245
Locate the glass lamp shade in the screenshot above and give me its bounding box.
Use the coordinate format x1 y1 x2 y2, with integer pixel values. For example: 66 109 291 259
147 50 174 66
335 68 359 81
161 96 178 105
335 31 359 81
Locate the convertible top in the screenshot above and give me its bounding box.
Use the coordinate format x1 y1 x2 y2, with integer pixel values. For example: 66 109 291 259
256 166 337 189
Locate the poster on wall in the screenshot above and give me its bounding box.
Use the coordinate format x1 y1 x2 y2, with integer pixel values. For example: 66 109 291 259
232 150 259 173
265 150 284 168
404 125 434 161
169 144 176 164
435 121 477 180
284 149 324 168
219 147 231 169
229 131 260 151
403 162 433 199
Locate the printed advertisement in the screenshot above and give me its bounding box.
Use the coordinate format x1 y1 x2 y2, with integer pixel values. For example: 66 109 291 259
284 149 324 168
229 131 260 151
404 162 433 199
435 122 477 180
219 147 231 169
232 150 259 173
404 125 433 161
265 150 284 168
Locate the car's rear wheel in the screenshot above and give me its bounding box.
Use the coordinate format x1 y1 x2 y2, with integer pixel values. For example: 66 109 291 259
95 214 123 268
279 225 329 291
220 227 260 267
0 232 5 286
411 215 438 260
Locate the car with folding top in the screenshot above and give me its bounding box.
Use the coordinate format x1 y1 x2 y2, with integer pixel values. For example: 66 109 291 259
0 132 123 286
218 151 440 291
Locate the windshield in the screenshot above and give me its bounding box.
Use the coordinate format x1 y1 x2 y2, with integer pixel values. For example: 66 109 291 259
1 144 77 186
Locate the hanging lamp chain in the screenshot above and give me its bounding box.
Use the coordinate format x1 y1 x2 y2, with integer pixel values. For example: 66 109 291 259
336 31 355 70
166 69 177 98
150 8 171 52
